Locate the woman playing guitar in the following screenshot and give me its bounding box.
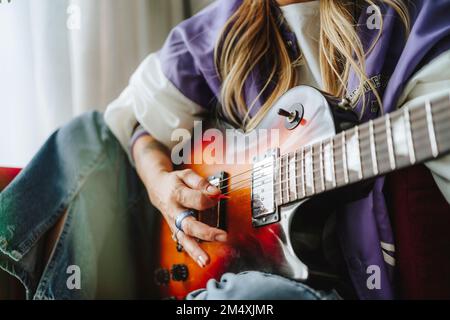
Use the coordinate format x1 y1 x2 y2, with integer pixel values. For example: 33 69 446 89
1 0 450 300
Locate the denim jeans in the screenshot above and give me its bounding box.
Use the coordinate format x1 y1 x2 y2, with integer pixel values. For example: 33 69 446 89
0 112 340 300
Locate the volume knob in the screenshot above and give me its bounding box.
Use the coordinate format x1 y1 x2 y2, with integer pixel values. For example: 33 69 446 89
171 264 189 282
154 268 170 286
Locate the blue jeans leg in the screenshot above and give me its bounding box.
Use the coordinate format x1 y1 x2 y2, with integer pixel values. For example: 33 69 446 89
0 111 158 299
187 271 342 300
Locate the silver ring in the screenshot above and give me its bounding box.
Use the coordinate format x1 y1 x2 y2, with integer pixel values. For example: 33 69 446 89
175 209 197 232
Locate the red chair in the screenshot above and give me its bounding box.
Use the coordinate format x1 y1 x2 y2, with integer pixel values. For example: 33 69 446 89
0 167 21 191
0 167 24 299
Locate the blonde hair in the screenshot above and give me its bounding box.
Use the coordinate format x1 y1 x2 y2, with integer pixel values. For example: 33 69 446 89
214 0 410 130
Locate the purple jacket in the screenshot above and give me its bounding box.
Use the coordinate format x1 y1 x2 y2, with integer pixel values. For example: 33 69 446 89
158 0 450 299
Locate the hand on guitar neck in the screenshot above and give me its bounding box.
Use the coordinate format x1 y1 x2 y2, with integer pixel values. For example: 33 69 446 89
132 134 228 269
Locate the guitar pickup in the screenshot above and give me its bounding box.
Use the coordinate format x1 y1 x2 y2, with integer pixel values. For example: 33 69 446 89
251 148 280 227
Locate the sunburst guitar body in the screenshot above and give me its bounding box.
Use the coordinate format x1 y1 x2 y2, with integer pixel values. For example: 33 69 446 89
155 85 450 299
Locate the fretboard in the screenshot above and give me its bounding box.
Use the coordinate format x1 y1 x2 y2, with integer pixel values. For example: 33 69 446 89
275 93 450 205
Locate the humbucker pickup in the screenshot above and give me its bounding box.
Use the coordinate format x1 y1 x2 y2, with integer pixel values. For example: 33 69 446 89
251 148 280 227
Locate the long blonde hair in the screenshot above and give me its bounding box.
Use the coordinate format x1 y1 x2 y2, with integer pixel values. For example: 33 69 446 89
214 0 410 130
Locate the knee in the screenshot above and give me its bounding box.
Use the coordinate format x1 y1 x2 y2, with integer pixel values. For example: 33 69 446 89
58 111 116 153
187 271 326 300
62 111 105 140
47 111 123 174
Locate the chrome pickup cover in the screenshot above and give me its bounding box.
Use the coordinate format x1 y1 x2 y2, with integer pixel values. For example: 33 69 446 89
251 148 280 227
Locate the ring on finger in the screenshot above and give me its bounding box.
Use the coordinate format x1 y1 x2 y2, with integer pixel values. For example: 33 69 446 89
175 209 197 232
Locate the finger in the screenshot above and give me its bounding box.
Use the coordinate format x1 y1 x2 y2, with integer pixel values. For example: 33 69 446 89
177 169 220 195
182 216 227 242
174 185 217 210
177 231 210 268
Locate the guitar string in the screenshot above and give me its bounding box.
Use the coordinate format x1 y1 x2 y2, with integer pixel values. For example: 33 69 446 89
225 129 450 198
219 132 449 202
211 101 450 191
218 116 450 193
207 100 450 187
331 121 450 159
216 102 448 189
201 99 450 206
213 102 450 200
218 120 450 196
218 128 450 196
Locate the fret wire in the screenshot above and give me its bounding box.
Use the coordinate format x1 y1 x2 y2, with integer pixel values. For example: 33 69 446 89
301 146 308 195
278 156 283 205
285 155 288 204
313 145 320 192
279 155 284 204
310 144 315 194
385 114 396 170
301 147 306 198
295 149 303 198
330 138 337 188
278 155 283 204
425 99 439 158
342 132 349 184
404 107 416 164
292 152 298 200
330 137 337 188
285 153 290 203
319 141 325 191
360 124 372 175
355 126 363 179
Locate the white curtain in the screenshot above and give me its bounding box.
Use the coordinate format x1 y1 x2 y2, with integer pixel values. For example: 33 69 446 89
0 0 212 167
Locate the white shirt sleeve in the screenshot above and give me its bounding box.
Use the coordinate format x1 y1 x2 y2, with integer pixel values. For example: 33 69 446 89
396 50 450 203
104 53 206 158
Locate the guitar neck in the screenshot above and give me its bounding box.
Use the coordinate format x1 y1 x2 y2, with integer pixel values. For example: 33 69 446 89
276 93 450 206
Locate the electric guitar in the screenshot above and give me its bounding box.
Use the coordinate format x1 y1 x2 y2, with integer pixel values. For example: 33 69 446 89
155 85 450 299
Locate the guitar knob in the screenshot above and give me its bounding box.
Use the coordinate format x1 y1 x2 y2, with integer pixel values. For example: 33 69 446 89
154 268 170 286
278 104 305 130
171 264 189 282
278 108 296 122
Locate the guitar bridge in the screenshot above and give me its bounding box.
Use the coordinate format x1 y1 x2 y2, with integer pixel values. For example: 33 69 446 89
251 148 280 227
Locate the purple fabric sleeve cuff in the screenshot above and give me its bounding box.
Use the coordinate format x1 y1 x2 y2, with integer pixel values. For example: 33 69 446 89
129 124 150 163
